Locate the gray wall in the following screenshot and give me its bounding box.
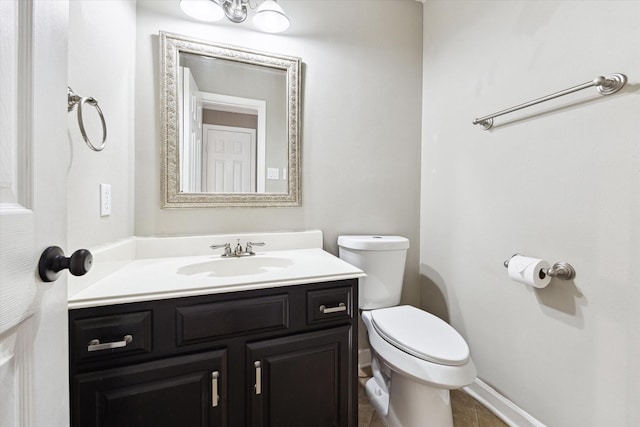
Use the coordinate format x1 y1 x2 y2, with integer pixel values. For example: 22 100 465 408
135 1 423 305
421 1 640 426
202 110 257 129
67 0 136 251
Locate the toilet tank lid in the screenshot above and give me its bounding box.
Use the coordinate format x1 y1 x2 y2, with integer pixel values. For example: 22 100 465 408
338 235 409 250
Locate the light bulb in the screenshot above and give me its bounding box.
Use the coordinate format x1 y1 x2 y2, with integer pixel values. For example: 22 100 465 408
180 0 224 22
252 0 290 33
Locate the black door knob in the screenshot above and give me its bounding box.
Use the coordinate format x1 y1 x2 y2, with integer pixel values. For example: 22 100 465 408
38 246 93 282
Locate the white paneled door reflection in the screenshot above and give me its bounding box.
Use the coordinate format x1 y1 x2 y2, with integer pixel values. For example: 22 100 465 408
204 125 256 193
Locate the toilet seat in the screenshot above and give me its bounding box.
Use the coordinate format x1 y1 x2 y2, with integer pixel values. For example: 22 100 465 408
370 305 470 366
361 309 476 389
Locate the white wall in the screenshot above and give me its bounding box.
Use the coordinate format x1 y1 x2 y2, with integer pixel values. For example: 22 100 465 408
67 0 136 250
421 1 640 426
135 1 423 305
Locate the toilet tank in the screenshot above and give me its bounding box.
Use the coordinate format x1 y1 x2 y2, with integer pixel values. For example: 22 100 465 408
337 236 409 310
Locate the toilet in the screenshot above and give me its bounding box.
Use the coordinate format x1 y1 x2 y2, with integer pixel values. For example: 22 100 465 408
338 235 476 427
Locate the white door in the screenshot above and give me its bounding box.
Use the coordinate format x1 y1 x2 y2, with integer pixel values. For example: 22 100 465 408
0 1 69 426
179 66 202 192
203 125 256 192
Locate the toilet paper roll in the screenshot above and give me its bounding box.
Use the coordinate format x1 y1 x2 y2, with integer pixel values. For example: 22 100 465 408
507 255 551 288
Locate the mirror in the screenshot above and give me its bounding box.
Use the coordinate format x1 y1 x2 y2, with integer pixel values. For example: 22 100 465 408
160 32 301 207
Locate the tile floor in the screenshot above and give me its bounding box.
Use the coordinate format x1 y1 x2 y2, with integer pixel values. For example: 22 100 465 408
358 374 508 427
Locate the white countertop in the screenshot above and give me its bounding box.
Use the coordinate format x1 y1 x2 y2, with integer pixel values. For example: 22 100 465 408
68 231 364 309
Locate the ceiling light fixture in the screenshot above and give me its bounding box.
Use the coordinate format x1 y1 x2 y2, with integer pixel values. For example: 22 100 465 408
180 0 290 33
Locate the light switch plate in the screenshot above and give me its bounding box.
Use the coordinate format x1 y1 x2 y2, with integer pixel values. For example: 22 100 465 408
267 168 279 180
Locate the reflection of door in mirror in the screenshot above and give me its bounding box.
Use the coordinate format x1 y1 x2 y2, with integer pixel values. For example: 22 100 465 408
178 51 287 194
179 64 269 194
203 125 256 192
200 95 266 192
179 67 203 192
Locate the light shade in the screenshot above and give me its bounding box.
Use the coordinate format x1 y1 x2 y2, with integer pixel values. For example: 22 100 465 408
180 0 224 22
252 0 290 33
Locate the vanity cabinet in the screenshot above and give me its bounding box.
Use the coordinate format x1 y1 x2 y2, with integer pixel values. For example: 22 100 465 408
69 279 357 427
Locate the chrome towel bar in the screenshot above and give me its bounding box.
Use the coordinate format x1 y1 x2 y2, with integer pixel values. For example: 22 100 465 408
473 73 627 130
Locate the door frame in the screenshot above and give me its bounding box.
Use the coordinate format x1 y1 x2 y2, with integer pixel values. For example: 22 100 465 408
201 93 266 192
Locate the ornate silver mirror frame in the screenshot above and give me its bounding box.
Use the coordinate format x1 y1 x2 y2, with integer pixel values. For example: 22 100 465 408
160 31 301 207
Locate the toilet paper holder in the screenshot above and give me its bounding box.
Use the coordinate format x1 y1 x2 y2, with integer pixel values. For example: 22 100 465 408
503 254 576 280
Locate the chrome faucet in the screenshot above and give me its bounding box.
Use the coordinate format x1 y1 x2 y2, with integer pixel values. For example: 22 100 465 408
234 239 244 257
210 240 266 257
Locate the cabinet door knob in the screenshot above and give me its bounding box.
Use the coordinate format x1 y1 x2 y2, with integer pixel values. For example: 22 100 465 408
38 246 93 282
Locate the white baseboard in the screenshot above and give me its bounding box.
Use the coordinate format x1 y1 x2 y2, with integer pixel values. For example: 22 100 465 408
463 379 546 427
359 350 544 427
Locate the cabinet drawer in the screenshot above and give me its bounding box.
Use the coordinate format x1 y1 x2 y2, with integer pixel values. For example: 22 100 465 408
306 286 353 325
71 311 152 363
176 294 289 345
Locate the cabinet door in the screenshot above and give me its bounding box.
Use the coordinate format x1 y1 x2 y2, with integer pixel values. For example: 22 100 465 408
72 350 226 427
247 326 353 427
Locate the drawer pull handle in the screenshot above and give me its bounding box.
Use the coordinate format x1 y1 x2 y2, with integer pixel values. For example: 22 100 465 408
211 371 219 407
254 361 262 395
319 303 346 314
87 334 133 352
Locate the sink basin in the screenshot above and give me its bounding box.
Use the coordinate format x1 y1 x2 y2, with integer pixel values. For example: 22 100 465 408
177 256 294 277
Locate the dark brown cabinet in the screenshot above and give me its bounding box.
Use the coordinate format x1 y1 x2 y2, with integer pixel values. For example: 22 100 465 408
248 326 351 427
73 350 227 427
69 279 357 427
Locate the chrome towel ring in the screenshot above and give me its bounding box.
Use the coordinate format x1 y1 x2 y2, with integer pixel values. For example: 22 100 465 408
67 86 107 151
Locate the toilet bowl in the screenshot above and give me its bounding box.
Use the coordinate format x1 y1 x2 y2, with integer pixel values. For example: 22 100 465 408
361 306 477 427
337 235 476 427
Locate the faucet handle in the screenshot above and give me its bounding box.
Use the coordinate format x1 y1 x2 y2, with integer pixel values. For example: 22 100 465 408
210 243 232 257
210 243 229 249
246 241 266 255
